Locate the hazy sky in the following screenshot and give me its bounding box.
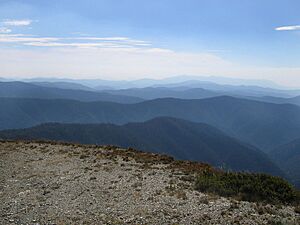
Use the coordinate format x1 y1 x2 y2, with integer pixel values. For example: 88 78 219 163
0 0 300 86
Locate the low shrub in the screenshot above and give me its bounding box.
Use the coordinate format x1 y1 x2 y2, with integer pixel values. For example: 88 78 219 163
195 170 300 205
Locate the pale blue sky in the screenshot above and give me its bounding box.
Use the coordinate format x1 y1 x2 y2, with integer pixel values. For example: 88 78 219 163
0 0 299 86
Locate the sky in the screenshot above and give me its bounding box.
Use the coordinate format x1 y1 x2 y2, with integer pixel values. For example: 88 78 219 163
0 0 300 87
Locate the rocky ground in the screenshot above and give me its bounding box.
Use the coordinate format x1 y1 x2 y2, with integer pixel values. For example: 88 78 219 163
0 141 299 225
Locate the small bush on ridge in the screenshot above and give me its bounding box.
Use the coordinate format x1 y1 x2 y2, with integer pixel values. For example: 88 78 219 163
195 170 300 205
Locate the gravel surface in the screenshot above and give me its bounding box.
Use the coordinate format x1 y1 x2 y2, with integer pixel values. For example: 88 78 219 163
0 141 299 225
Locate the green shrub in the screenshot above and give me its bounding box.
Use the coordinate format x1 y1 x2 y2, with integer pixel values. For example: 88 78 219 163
195 170 300 205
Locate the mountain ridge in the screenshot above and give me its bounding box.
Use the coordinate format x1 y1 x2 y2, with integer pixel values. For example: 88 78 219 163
0 81 144 103
0 116 285 177
1 95 300 151
1 141 298 224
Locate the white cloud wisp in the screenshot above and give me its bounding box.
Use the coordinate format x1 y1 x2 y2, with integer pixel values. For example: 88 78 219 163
275 25 300 31
0 34 150 49
0 27 11 33
2 19 32 26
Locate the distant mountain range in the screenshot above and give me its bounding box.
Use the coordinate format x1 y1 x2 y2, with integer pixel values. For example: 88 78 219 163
105 86 300 102
21 75 287 89
0 81 143 103
0 96 300 151
4 76 299 97
0 117 284 177
30 81 94 91
3 81 300 107
251 95 300 106
105 87 218 100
